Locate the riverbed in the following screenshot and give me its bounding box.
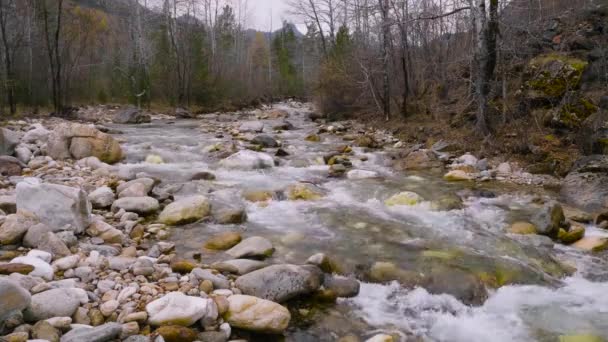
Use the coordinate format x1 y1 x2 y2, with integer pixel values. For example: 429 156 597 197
109 102 608 341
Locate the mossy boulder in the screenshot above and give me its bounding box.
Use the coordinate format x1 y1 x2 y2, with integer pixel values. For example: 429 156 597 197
525 54 588 100
551 95 598 129
286 183 325 201
558 224 585 244
384 191 423 206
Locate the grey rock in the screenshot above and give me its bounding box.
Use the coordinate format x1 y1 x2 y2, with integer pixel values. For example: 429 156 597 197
24 288 87 321
80 243 120 257
251 135 279 148
0 128 21 156
14 146 32 164
211 259 267 275
0 155 25 176
235 264 323 303
117 178 155 198
60 322 122 342
561 155 608 212
239 121 264 133
88 187 115 209
0 278 31 322
219 150 274 170
16 178 91 233
23 223 54 248
111 197 159 215
0 195 16 214
191 268 231 289
0 211 38 245
22 124 50 144
225 236 274 259
113 107 151 124
37 232 71 258
323 274 360 298
210 189 247 224
531 201 565 238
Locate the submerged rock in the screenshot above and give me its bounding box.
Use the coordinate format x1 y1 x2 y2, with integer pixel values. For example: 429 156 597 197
235 264 323 303
572 237 608 252
204 232 242 250
286 183 325 201
384 191 423 206
224 295 290 334
508 222 538 235
219 150 274 170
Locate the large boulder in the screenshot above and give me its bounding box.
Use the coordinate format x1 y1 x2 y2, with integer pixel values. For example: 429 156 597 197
146 292 217 326
524 54 588 101
531 201 565 238
0 211 38 245
224 295 290 334
47 123 122 163
560 155 608 212
111 197 159 215
219 150 274 170
16 178 91 233
113 107 151 124
235 264 323 303
0 278 31 322
0 156 25 176
24 287 87 321
158 195 210 225
0 128 21 156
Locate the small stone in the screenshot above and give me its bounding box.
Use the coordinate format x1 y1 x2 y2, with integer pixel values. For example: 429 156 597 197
155 325 197 342
31 320 60 342
101 299 120 316
171 260 197 274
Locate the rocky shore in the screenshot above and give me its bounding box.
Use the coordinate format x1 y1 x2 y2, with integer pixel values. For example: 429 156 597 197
1 102 607 342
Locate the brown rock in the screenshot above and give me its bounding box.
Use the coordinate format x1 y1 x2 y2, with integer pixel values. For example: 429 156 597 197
0 263 35 275
155 325 197 342
204 232 242 250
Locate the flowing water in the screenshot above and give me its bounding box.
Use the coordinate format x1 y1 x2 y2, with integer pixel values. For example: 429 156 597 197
109 103 608 342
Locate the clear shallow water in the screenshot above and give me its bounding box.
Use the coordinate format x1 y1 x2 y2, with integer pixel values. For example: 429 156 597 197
109 103 608 341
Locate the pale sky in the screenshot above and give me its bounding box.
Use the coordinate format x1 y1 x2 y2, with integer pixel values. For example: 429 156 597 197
249 0 293 30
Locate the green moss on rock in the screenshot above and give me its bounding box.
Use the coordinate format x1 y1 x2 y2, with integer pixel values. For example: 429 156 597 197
526 54 588 99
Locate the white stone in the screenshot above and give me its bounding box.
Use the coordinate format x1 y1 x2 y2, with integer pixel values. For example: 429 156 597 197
146 292 216 326
346 170 380 180
219 150 274 170
10 255 53 281
52 255 80 271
